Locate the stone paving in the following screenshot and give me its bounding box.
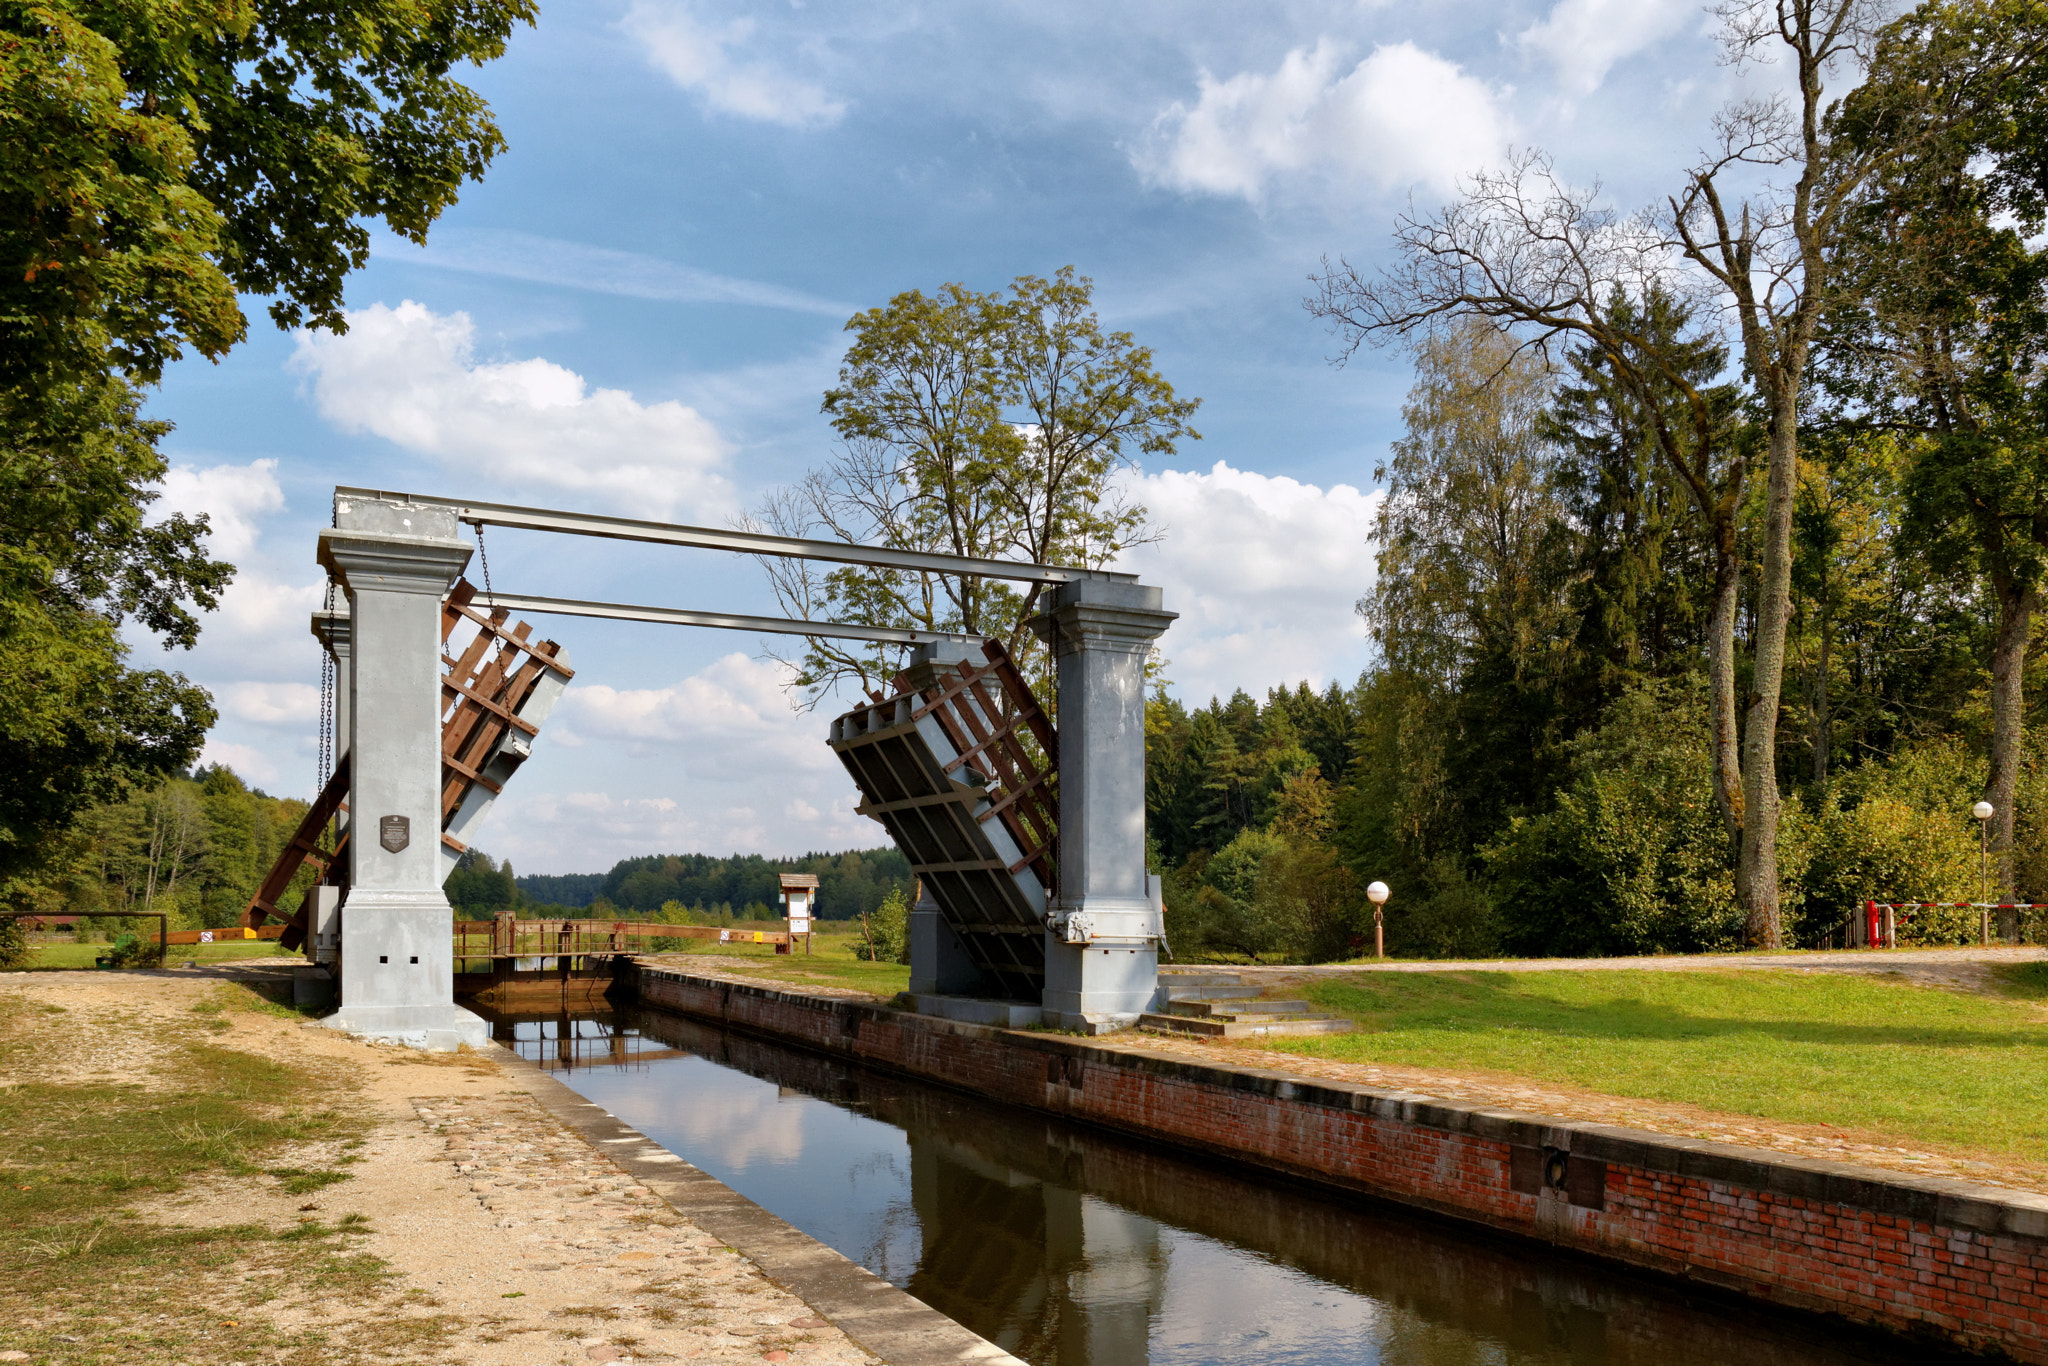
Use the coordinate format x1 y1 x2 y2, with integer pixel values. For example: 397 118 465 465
412 1092 876 1364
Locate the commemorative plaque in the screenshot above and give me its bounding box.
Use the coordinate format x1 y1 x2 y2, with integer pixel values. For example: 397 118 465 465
379 814 411 853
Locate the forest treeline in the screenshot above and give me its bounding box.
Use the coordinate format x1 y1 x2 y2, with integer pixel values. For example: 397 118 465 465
6 759 910 939
467 848 913 923
1150 316 2048 962
8 766 320 935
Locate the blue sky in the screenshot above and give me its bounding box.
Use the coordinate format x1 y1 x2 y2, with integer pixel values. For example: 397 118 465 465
144 0 1755 873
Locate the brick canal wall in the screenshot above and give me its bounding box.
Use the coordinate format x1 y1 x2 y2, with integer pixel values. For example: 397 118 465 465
631 964 2048 1361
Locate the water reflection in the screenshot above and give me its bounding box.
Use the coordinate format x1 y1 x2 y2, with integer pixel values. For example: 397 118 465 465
474 1003 1946 1366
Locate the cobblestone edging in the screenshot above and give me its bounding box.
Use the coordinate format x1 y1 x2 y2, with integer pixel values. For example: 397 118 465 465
632 963 2048 1364
485 1047 1026 1366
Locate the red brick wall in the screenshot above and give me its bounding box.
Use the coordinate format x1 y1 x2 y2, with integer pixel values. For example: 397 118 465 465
634 969 2048 1361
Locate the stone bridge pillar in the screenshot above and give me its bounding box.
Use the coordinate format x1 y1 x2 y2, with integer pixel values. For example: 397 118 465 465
316 493 487 1050
1031 580 1176 1031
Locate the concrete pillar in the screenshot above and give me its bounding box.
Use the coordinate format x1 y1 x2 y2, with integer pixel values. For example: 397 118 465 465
1030 580 1176 1030
908 879 983 996
316 493 488 1050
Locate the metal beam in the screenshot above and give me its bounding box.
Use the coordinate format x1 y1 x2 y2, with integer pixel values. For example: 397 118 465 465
478 592 988 647
333 486 1133 585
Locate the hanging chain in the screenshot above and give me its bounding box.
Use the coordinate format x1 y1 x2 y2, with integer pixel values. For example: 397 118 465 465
317 578 336 787
474 519 496 606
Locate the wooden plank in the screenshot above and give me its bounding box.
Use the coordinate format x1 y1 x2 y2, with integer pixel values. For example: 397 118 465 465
446 600 577 677
442 674 541 735
441 753 504 795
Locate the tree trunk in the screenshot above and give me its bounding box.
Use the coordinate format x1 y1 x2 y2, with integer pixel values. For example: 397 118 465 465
1739 390 1802 949
1986 573 2034 900
1811 610 1831 785
1706 523 1744 853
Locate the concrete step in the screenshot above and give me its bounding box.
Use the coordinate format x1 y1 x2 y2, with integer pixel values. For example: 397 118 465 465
1166 999 1314 1018
1159 973 1247 987
1163 983 1265 1002
1138 1013 1355 1039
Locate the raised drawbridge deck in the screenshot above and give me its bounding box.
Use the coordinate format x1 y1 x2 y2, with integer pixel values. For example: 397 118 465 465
827 643 1057 1003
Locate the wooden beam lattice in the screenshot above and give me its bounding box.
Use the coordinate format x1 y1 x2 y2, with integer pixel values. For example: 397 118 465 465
896 639 1058 891
439 580 571 824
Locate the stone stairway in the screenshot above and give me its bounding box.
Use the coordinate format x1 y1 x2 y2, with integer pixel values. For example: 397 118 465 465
1139 972 1355 1039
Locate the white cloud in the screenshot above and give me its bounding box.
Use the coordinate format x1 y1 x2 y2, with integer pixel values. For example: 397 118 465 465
1519 0 1695 97
288 301 733 518
474 652 877 868
622 0 846 129
1117 461 1378 702
219 681 321 727
561 653 815 759
1138 39 1509 202
154 459 283 560
198 739 292 787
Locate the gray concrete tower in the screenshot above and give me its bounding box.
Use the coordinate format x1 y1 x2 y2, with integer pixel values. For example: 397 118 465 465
1031 579 1176 1030
316 493 488 1049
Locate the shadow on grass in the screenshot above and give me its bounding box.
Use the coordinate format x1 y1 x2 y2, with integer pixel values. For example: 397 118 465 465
1303 970 2048 1053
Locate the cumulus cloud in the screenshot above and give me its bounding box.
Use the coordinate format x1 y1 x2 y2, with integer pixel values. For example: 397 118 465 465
561 653 817 760
1117 461 1378 702
288 301 733 517
1519 0 1695 97
219 681 321 727
622 0 846 129
154 458 284 560
1138 39 1509 202
198 739 292 787
476 652 876 868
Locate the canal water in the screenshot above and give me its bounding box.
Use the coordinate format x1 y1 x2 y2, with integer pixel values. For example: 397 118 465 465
477 1002 1938 1366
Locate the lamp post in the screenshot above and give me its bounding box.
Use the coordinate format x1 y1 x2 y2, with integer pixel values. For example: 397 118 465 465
1974 800 1995 945
1367 881 1390 961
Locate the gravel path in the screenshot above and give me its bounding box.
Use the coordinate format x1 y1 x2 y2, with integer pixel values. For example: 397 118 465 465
0 968 878 1365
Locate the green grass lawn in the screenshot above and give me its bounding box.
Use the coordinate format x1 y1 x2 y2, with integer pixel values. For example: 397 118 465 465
645 922 913 997
9 939 293 971
1276 966 2048 1162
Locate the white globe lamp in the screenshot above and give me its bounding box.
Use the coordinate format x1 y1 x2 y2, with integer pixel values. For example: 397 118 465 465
1366 881 1390 960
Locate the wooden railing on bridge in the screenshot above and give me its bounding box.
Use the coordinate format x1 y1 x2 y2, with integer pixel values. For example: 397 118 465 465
453 916 801 962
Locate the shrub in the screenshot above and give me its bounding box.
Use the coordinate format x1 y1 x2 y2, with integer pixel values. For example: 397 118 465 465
856 888 910 964
1795 736 1980 945
1484 676 1742 957
0 917 28 969
104 933 164 968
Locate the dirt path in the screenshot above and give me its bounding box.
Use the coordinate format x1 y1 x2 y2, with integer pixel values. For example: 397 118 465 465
0 966 876 1366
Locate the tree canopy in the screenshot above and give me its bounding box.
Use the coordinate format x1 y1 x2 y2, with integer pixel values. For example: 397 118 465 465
0 0 530 893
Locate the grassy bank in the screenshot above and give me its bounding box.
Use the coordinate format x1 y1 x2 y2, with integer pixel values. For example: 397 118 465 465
1274 966 2048 1162
644 920 913 997
0 983 393 1364
12 939 291 971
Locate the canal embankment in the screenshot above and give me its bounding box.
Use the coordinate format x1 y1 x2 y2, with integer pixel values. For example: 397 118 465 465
632 960 2048 1364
